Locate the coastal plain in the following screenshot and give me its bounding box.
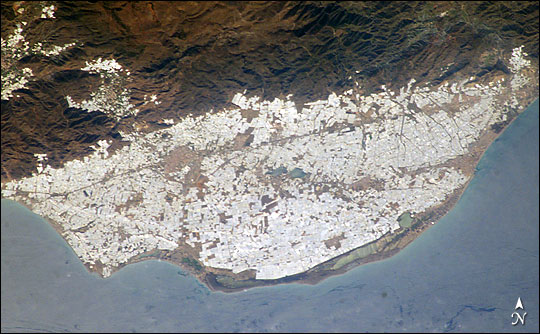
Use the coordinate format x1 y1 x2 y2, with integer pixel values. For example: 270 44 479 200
1 1 539 291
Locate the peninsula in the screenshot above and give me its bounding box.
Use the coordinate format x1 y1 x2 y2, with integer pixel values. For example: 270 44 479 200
2 48 538 291
1 1 538 292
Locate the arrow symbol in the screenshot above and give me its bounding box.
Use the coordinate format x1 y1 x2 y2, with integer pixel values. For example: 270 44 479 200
515 297 524 310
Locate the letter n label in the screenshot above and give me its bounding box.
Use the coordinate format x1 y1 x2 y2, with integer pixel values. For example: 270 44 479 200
511 312 527 326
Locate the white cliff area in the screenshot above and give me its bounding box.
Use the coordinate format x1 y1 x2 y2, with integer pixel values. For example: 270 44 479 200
1 46 534 280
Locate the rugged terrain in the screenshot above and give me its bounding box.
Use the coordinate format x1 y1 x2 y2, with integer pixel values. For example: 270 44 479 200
2 1 538 181
1 1 539 292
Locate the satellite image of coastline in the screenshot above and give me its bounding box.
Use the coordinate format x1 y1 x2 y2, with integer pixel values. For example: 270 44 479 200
1 1 538 332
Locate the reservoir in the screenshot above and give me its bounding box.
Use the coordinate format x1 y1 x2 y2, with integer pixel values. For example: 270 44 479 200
1 100 538 332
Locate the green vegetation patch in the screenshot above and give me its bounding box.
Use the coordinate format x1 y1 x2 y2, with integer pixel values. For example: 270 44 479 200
215 275 261 289
397 211 413 229
181 257 202 271
331 242 379 270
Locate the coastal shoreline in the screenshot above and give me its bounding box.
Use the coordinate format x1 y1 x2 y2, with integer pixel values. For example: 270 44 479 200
2 40 538 292
5 95 537 294
139 94 540 293
138 94 540 293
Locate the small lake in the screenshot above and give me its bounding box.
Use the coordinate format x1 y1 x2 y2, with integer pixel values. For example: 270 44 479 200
1 100 538 332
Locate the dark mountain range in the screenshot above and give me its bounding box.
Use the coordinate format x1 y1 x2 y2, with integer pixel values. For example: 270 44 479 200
1 1 538 182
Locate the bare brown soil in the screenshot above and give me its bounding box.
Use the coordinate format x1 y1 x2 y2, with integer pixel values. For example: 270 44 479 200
2 1 538 182
1 1 539 292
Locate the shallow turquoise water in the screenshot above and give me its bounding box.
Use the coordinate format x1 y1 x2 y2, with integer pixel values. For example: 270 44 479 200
2 100 538 332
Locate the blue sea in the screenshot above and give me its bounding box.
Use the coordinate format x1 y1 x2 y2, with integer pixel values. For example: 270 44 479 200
2 100 538 332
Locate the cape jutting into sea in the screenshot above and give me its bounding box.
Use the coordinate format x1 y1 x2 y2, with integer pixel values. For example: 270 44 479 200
1 99 538 332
